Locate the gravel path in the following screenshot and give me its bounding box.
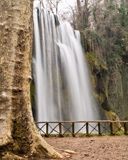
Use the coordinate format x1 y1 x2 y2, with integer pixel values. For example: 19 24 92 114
45 136 128 160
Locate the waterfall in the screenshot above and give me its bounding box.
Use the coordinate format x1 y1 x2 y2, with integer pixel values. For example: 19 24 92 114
33 0 99 123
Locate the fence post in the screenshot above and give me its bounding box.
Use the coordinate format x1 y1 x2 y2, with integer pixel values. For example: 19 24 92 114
124 122 127 135
110 122 114 135
72 122 75 137
46 122 49 137
86 122 89 136
59 122 63 137
98 122 101 135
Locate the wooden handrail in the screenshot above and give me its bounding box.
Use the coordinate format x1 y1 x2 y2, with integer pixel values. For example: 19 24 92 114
36 120 128 123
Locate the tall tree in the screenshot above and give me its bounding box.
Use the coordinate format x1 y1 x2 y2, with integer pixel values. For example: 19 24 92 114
0 0 62 159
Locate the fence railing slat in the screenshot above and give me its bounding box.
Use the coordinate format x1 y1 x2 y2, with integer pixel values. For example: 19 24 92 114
72 122 75 137
86 122 89 136
98 122 101 135
124 122 127 135
46 122 49 137
110 122 114 135
59 122 62 137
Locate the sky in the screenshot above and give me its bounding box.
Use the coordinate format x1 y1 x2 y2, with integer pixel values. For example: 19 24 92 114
43 0 77 13
42 0 77 21
57 0 77 19
58 0 76 9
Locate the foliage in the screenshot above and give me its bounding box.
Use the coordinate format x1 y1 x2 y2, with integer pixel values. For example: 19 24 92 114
118 3 128 27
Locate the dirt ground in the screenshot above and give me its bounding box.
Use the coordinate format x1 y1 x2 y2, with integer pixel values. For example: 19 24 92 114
45 136 128 160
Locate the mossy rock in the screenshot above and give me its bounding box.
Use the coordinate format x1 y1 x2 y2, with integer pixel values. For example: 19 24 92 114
105 111 124 134
105 111 120 121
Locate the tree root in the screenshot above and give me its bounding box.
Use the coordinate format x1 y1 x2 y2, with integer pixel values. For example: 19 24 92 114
0 136 63 160
1 152 26 160
29 135 63 159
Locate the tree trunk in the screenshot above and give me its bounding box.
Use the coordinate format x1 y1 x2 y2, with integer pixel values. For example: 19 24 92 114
77 0 81 14
0 0 62 159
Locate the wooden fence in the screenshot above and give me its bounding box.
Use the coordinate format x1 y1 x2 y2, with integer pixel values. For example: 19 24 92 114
36 121 128 137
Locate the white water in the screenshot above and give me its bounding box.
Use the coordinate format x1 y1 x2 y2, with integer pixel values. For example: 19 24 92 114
33 0 99 123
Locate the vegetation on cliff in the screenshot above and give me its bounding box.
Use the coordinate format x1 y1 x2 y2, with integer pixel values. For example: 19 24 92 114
74 0 128 120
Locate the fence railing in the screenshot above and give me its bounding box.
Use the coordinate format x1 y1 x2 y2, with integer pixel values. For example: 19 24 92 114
36 121 128 137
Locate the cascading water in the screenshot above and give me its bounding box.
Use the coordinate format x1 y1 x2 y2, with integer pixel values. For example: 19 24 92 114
33 0 99 124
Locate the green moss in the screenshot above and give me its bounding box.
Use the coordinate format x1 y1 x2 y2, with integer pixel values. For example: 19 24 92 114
105 111 119 121
86 52 107 71
105 111 124 134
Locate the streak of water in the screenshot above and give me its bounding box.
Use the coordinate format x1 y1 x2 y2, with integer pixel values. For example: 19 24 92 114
33 0 100 124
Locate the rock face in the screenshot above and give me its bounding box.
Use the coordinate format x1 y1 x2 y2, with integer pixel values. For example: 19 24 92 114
76 0 128 120
0 0 62 159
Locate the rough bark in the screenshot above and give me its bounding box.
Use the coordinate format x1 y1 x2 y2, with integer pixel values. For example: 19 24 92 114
0 0 62 159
